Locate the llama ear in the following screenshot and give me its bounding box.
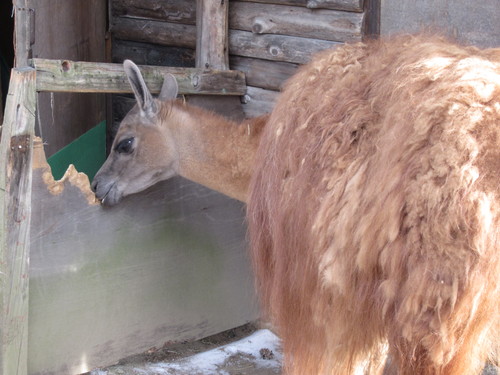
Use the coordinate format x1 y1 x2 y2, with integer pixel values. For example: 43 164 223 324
159 73 179 101
123 59 157 118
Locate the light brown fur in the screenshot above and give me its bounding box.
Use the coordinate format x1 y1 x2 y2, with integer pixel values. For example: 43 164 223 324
247 35 499 374
92 64 266 204
94 36 499 374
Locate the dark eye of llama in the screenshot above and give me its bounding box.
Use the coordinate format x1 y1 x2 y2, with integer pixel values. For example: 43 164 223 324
115 137 135 154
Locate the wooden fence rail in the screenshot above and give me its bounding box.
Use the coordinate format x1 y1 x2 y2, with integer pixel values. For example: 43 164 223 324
31 59 247 95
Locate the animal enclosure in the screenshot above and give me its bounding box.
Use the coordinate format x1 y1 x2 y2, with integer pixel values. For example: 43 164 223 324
1 1 379 373
1 0 498 375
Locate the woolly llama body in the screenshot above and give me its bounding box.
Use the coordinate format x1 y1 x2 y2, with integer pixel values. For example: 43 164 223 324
247 35 499 374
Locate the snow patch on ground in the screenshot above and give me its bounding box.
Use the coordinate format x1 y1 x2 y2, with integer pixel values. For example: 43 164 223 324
96 329 282 375
148 329 281 375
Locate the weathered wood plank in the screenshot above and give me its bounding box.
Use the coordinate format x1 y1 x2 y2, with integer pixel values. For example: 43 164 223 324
364 0 380 36
230 56 298 91
0 67 36 375
31 59 246 95
241 86 279 118
196 0 229 70
110 0 364 26
30 0 107 158
111 0 196 24
13 0 32 67
189 0 245 121
112 17 197 49
237 0 364 12
230 1 364 42
230 30 340 64
28 140 258 374
112 17 338 64
112 39 195 67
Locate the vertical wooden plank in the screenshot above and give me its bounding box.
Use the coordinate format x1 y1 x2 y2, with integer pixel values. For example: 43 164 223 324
0 67 36 375
196 0 229 70
13 0 33 68
190 0 245 120
363 0 380 37
31 0 106 157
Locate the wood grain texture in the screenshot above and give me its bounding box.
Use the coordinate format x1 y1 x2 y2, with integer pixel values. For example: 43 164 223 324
230 30 340 64
230 56 298 91
0 67 36 375
237 0 364 11
230 1 364 42
29 0 107 157
13 0 32 67
112 0 196 24
111 9 342 63
241 86 279 118
112 17 197 49
112 40 195 67
196 0 229 70
32 59 246 95
189 0 246 121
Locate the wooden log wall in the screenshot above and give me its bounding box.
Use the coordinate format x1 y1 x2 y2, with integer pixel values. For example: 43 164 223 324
110 0 368 119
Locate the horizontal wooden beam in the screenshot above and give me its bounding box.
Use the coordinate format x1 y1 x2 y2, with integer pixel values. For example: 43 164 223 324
30 59 247 95
229 2 364 42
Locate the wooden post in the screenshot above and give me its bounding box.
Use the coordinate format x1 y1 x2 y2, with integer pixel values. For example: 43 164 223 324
196 0 229 70
13 0 33 67
0 67 36 375
189 0 245 121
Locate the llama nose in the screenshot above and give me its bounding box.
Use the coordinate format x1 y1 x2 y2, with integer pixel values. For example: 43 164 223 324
91 179 98 193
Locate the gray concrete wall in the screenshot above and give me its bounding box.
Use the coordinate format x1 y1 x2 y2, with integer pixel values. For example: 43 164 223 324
380 0 500 48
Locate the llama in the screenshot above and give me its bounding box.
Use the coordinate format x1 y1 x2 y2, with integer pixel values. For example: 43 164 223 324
92 35 499 374
92 61 267 205
248 35 499 374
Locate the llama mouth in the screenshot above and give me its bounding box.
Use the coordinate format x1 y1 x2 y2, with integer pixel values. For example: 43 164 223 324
94 182 122 207
100 187 123 207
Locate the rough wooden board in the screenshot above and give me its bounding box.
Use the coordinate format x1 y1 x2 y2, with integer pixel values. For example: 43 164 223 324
0 67 37 375
32 59 246 96
229 30 340 64
188 0 246 122
13 0 32 67
28 140 259 375
110 0 364 24
29 0 107 158
237 0 364 12
112 40 195 67
196 0 230 70
230 56 298 92
111 17 197 49
241 86 279 118
111 17 340 64
230 1 364 42
111 0 196 24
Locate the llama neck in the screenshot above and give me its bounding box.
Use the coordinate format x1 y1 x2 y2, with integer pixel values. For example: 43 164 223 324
163 101 266 202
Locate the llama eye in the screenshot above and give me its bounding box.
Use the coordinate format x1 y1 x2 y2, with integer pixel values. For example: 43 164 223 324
115 137 135 154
